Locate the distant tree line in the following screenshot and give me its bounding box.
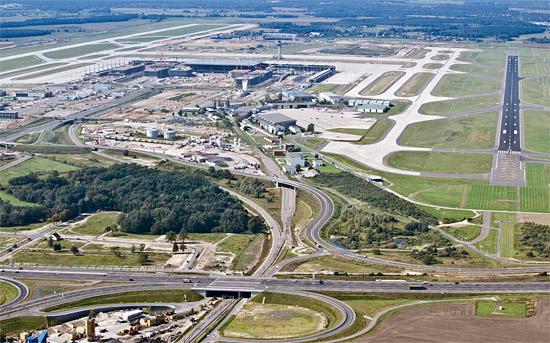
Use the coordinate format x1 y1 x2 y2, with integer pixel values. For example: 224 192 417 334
0 29 52 38
0 164 266 235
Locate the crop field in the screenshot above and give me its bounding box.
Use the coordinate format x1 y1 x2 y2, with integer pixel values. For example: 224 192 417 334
432 74 501 97
387 151 493 174
14 63 92 80
44 43 119 59
474 229 498 255
457 51 507 68
0 55 43 72
0 190 39 207
520 163 550 213
441 225 481 241
523 110 550 153
422 63 442 69
356 118 392 144
475 301 525 318
412 185 465 208
395 72 434 97
449 63 503 79
521 76 550 107
360 71 405 96
520 56 550 76
401 111 497 149
0 157 80 184
465 182 517 211
421 94 500 115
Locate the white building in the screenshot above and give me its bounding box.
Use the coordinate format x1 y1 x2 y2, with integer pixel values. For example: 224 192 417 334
312 159 324 167
286 152 305 168
319 92 343 104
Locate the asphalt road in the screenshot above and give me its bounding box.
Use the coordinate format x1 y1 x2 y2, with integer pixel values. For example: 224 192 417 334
498 55 521 153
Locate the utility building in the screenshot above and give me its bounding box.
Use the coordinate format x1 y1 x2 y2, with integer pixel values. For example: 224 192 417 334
254 113 297 134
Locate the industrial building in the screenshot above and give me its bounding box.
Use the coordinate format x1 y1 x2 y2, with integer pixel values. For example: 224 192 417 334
146 127 159 138
287 152 305 167
184 59 267 73
350 99 392 113
282 90 316 102
253 112 297 134
309 68 336 83
144 66 170 78
319 92 343 103
262 33 297 40
0 111 19 119
230 69 273 89
164 129 176 139
109 65 145 76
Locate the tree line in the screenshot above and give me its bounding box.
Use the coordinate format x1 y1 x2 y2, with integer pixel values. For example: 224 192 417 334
0 164 266 235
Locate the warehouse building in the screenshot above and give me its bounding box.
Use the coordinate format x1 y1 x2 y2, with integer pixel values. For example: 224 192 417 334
184 59 267 73
109 65 145 76
282 90 315 102
350 99 392 113
254 112 297 134
0 111 19 119
262 33 297 40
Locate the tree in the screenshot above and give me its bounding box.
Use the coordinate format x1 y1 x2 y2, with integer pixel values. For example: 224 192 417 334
372 248 381 255
89 309 96 317
139 243 146 252
180 242 185 252
53 243 62 251
172 242 179 252
123 150 129 157
130 244 136 254
166 231 176 243
179 228 187 242
110 246 121 257
138 252 148 265
307 123 315 133
70 246 79 255
47 238 54 248
295 164 301 172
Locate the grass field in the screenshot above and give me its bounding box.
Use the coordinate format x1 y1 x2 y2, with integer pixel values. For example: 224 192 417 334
222 303 325 339
44 43 119 59
414 204 475 220
188 233 227 244
283 256 399 274
0 55 42 72
0 62 66 79
13 132 41 144
396 72 434 97
233 234 264 272
116 37 166 43
385 100 409 116
432 74 501 97
0 157 80 184
0 190 39 207
0 317 52 337
14 63 92 80
423 63 442 69
303 137 327 150
43 289 202 312
441 225 481 242
49 124 73 145
520 163 550 213
217 234 256 255
465 182 517 211
412 185 465 208
421 94 500 115
387 151 493 174
0 281 19 306
41 152 116 168
450 63 503 79
520 56 550 76
356 119 392 144
362 249 497 269
431 54 449 60
401 111 497 149
71 212 120 235
360 71 405 96
475 300 525 318
500 222 516 258
474 229 498 255
307 83 339 94
327 128 369 136
521 76 550 107
523 110 550 153
457 51 507 68
77 54 109 60
490 212 516 227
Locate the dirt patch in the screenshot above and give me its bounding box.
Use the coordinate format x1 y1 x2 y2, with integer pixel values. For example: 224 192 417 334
518 213 550 226
354 298 550 343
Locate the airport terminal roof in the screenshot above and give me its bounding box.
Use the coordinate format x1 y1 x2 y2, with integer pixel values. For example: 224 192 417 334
184 59 262 67
255 112 296 124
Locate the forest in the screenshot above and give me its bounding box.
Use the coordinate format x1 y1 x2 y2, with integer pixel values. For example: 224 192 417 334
0 164 265 235
519 223 550 258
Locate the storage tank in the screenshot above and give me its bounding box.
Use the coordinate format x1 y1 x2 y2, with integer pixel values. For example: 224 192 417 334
164 129 176 139
146 127 159 138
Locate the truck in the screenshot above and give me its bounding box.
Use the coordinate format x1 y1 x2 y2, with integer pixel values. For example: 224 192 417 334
409 285 426 290
183 279 192 283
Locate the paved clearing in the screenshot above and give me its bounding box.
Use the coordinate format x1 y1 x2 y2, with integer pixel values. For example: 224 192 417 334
354 298 550 343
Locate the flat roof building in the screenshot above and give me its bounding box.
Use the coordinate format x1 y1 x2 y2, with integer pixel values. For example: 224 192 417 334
184 59 267 73
254 112 297 134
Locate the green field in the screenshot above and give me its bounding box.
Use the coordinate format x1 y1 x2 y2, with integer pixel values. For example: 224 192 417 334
490 212 516 227
0 190 39 207
0 317 52 337
457 51 506 68
0 62 66 79
136 24 224 37
520 163 550 213
307 83 339 94
414 204 475 220
421 94 501 115
433 74 501 97
500 222 516 258
523 110 550 153
188 233 227 244
14 63 92 80
356 119 392 144
450 64 503 79
521 76 550 107
326 128 369 136
520 56 550 77
475 300 525 318
49 125 73 145
284 256 398 274
441 225 481 242
43 289 202 312
360 71 405 96
71 212 120 235
13 132 41 144
0 55 43 72
0 281 19 306
116 37 167 43
401 111 497 149
431 54 449 60
474 229 498 255
233 234 264 272
465 182 517 211
423 63 442 69
44 43 119 59
396 72 434 97
217 234 256 254
0 157 80 184
412 185 465 208
387 151 493 174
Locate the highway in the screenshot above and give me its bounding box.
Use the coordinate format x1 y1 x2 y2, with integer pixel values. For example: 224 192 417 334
498 55 521 153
